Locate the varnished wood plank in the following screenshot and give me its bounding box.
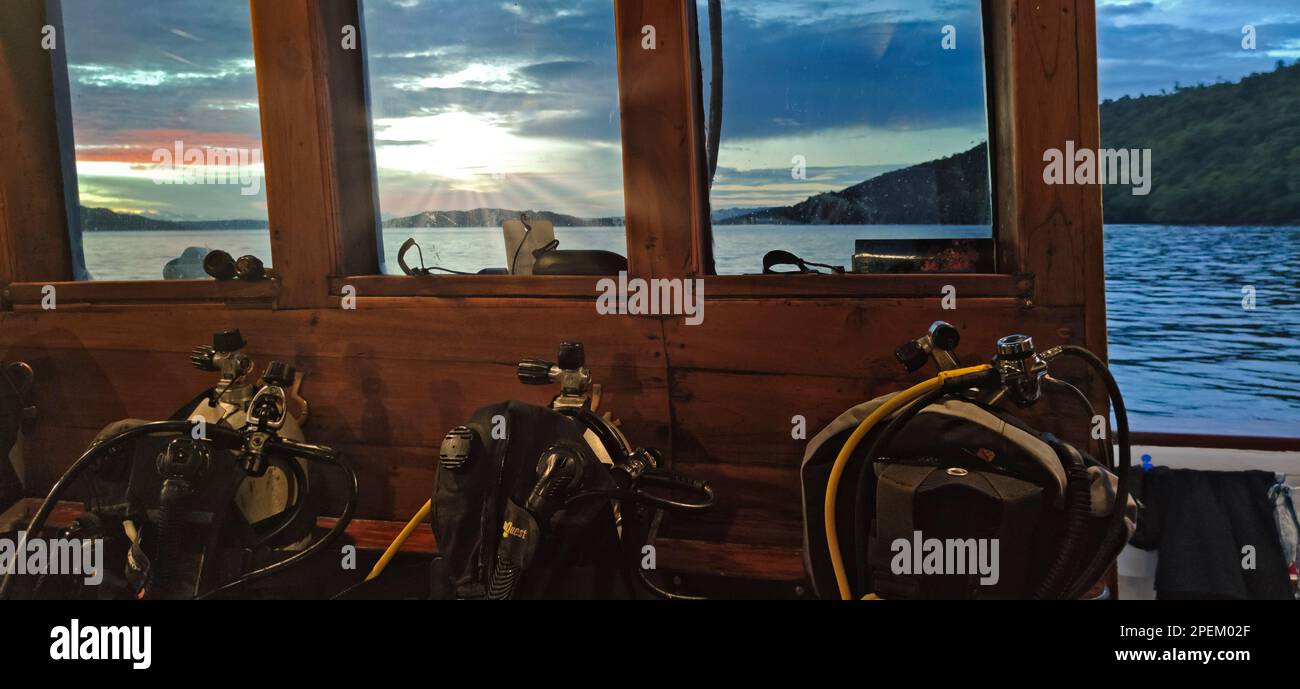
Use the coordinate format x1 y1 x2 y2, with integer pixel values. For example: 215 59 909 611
661 299 1085 377
614 0 703 279
701 274 1031 299
6 279 278 306
327 273 1030 299
0 0 80 283
250 0 377 308
1003 0 1104 311
0 300 666 366
658 462 805 548
329 275 611 299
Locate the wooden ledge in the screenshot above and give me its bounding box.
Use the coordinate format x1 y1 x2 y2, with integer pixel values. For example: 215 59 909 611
4 278 279 308
329 272 1031 300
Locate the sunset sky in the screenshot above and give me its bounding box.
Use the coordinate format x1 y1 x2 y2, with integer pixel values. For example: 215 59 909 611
59 0 1300 222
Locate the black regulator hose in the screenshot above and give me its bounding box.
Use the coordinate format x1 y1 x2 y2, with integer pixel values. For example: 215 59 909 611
194 440 355 600
1032 444 1091 600
0 421 356 601
1056 345 1132 600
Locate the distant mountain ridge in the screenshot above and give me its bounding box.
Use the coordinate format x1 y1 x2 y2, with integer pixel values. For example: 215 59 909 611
383 208 623 228
716 142 991 225
79 206 265 231
1099 60 1300 225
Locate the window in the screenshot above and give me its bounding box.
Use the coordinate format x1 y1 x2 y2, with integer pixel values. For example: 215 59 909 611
1096 3 1300 431
361 0 627 276
696 0 994 275
61 0 270 281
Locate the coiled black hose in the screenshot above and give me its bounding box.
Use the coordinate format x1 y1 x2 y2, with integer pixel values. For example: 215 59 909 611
1032 445 1091 599
194 448 356 600
0 421 356 601
1056 345 1132 600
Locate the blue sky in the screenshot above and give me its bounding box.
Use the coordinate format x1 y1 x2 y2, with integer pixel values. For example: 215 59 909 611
57 0 1300 220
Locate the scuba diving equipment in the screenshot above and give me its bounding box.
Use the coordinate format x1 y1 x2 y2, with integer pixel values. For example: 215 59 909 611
762 249 844 274
203 249 267 281
396 237 481 275
0 330 355 601
895 320 962 373
505 216 627 276
0 361 35 513
381 342 713 599
802 323 1134 600
531 249 628 276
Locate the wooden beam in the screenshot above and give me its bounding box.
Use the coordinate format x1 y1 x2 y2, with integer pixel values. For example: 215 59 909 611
996 1 1105 316
6 278 278 307
249 0 379 309
614 0 705 280
0 0 82 284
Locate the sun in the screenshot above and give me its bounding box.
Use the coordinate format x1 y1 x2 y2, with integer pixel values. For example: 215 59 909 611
372 111 545 188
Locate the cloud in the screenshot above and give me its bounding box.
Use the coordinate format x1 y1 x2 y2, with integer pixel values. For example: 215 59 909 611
698 3 989 140
1097 0 1300 99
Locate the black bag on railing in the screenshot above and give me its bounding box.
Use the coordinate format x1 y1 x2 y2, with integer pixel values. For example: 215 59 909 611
431 401 633 600
431 398 715 600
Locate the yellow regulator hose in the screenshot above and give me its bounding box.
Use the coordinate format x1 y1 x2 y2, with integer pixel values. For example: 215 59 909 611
824 364 993 600
367 499 432 581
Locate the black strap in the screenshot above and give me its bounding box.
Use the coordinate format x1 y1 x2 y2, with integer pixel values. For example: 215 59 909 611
397 237 431 276
397 237 475 275
762 249 844 274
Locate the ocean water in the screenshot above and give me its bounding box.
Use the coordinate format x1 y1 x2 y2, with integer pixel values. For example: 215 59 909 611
80 224 1300 429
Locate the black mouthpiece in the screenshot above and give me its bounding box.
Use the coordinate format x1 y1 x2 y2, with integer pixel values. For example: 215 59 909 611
212 329 246 353
557 342 585 370
928 321 960 351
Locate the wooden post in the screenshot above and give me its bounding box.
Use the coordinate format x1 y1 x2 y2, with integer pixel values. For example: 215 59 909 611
614 0 708 280
0 0 83 285
250 0 380 309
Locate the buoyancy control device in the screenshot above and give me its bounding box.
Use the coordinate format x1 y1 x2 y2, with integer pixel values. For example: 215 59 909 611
0 329 356 601
802 322 1136 600
395 342 715 599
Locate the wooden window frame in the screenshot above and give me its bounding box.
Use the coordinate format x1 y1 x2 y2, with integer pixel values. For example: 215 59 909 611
0 0 1062 305
689 0 1009 283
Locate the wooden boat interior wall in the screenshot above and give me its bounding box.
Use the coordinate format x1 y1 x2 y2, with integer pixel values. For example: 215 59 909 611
0 0 1111 587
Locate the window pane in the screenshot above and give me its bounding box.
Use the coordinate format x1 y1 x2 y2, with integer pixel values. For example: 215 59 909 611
62 0 270 281
362 0 627 275
1097 3 1300 430
697 1 993 275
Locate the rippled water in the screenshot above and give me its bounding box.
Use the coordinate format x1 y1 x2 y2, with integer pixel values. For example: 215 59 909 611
81 224 1300 428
